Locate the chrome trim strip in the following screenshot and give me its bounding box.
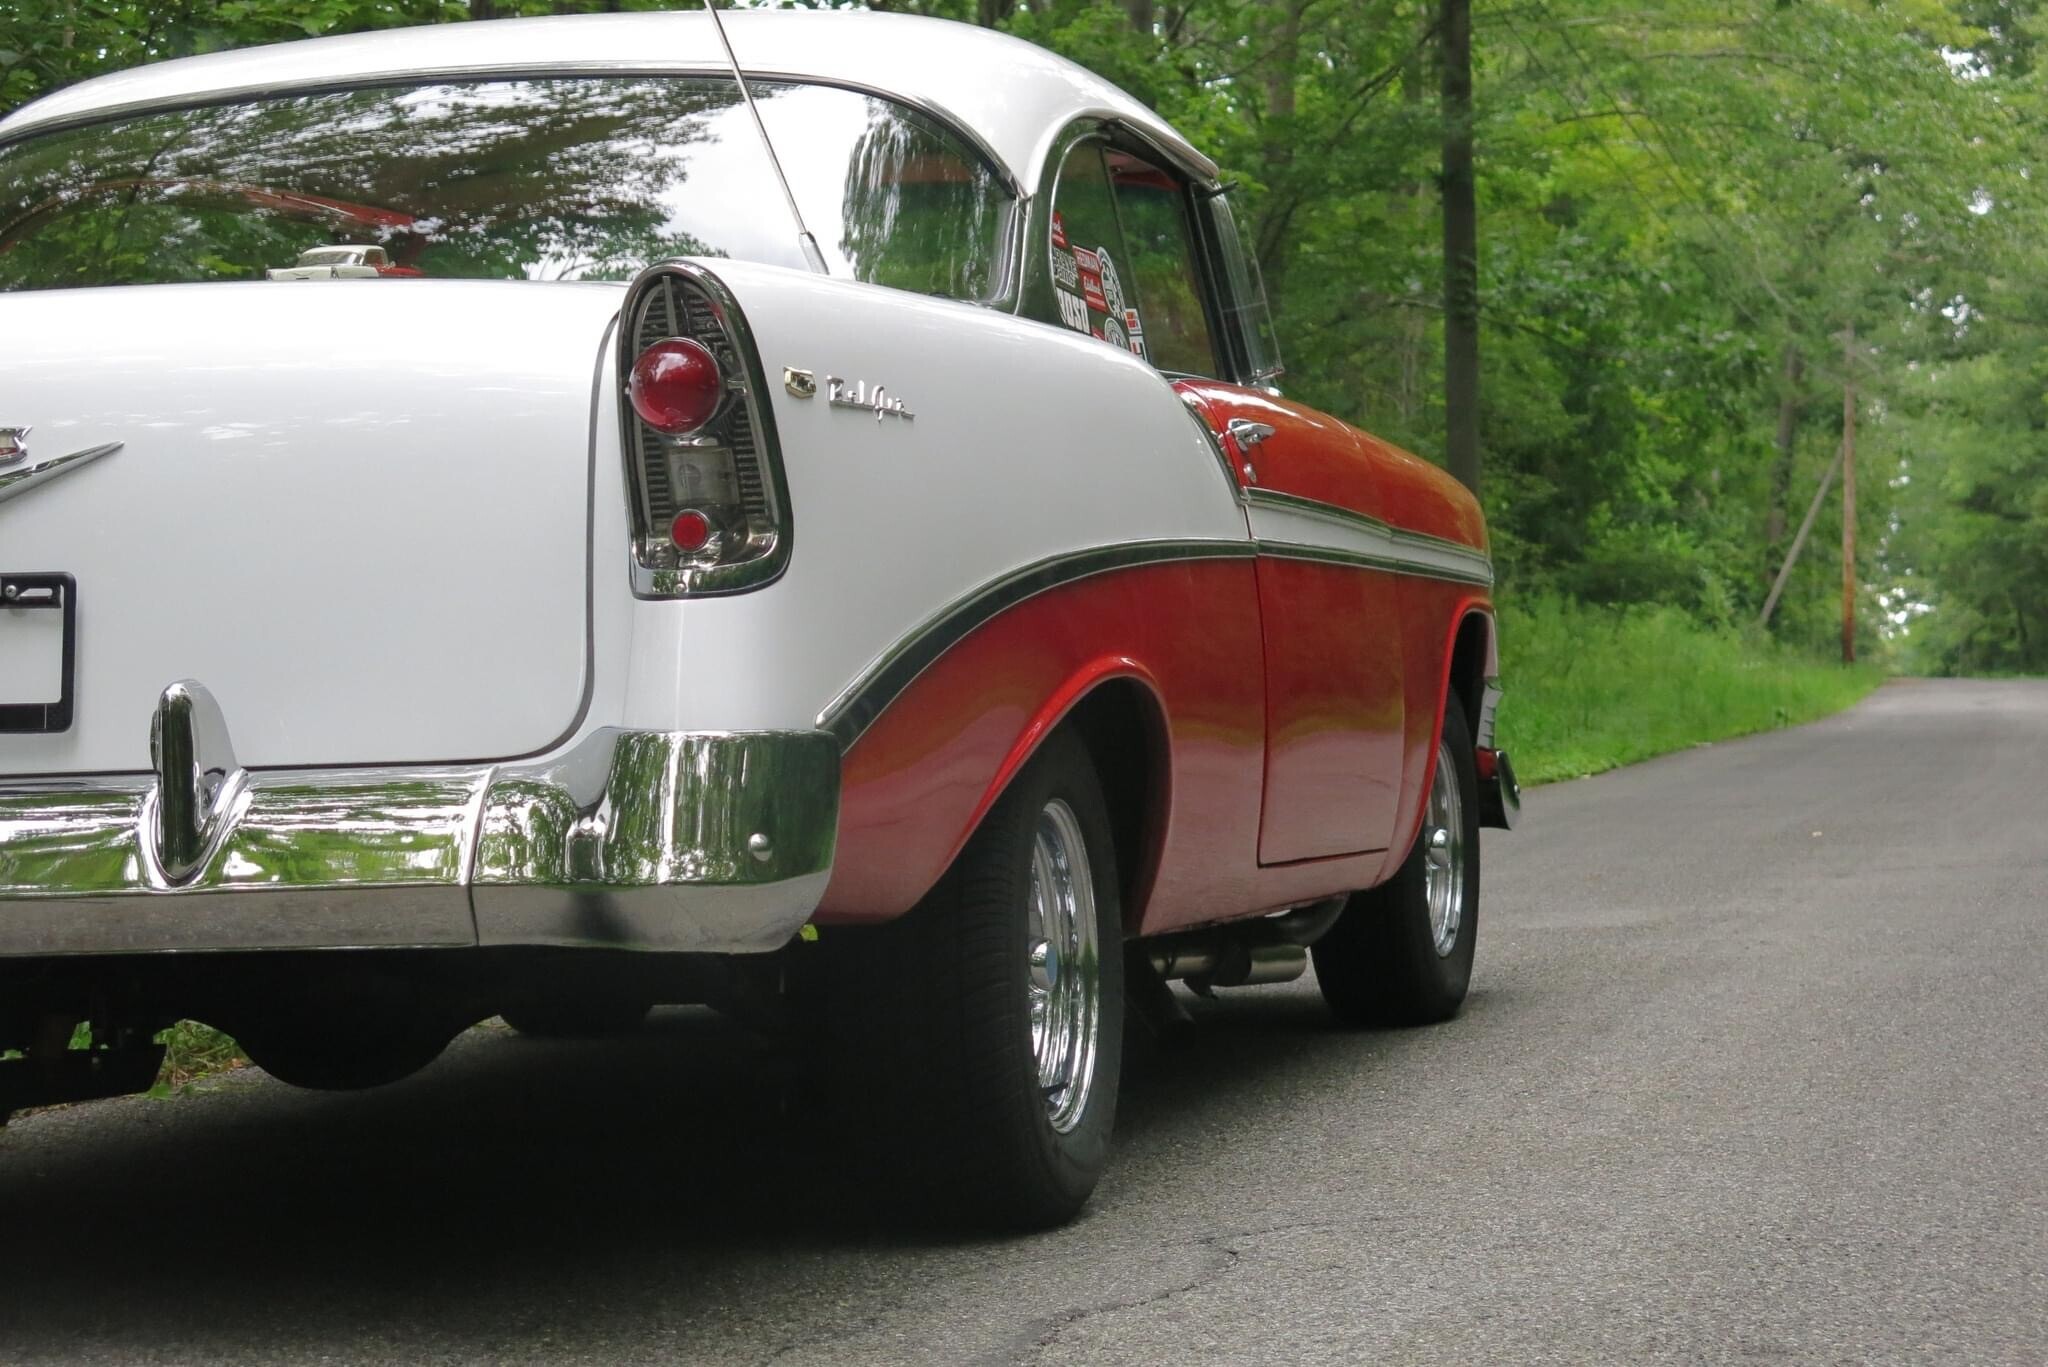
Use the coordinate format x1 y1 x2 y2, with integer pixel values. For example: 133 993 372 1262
0 442 121 508
0 727 838 957
818 538 1257 747
1245 487 1494 587
1259 539 1494 588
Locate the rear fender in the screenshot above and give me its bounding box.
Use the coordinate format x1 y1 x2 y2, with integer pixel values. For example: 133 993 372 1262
1382 590 1496 879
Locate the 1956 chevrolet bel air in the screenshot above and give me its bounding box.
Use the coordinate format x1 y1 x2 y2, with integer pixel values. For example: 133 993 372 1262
0 10 1516 1225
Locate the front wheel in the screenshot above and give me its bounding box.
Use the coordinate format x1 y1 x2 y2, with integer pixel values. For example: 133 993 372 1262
821 728 1125 1229
1314 698 1481 1026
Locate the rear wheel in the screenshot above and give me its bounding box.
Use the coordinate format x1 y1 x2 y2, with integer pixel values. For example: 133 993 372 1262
823 728 1125 1229
1314 698 1480 1026
238 1017 453 1091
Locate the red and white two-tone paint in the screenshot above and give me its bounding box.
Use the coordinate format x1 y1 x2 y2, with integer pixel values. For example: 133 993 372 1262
0 10 1516 1224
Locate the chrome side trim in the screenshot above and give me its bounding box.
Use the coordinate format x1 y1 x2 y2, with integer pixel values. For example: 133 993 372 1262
0 442 121 508
818 538 1257 748
1245 487 1494 588
0 726 838 957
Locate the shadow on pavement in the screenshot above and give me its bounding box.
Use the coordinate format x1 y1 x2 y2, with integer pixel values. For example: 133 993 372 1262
0 987 1491 1349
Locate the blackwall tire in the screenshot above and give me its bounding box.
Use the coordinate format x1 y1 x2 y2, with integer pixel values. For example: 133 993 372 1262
824 728 1125 1230
239 1020 452 1091
1313 699 1481 1027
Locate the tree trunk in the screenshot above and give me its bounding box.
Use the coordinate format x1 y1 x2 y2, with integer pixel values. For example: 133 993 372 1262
1840 327 1857 665
1440 0 1480 494
1254 0 1304 301
1393 5 1431 427
1764 346 1804 554
1126 0 1155 34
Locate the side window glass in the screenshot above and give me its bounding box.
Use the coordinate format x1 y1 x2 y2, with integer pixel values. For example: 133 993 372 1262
1208 192 1285 387
1048 141 1143 355
1104 150 1219 378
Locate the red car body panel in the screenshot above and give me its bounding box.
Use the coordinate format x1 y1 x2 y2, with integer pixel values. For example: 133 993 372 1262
820 375 1496 934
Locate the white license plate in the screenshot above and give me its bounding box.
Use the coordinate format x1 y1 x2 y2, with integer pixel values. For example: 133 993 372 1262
0 604 63 701
0 574 73 731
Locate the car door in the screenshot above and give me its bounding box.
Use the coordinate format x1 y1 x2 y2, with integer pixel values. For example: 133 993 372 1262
1044 139 1406 865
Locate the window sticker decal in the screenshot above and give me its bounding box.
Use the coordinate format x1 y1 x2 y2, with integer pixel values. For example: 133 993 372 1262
1096 249 1127 327
1051 210 1068 249
1051 243 1080 293
1055 286 1088 331
1077 245 1108 313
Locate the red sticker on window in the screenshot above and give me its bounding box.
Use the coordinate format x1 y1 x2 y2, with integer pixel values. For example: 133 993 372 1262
1079 268 1107 314
1051 211 1067 249
1073 246 1100 274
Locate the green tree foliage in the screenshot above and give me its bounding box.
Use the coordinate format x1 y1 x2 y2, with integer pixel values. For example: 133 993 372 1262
3 0 2044 671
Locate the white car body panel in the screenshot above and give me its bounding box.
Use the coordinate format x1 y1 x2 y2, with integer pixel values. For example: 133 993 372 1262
0 280 621 774
603 261 1251 739
0 11 1218 190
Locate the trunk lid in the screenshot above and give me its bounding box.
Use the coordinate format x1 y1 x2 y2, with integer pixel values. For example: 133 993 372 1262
0 280 621 775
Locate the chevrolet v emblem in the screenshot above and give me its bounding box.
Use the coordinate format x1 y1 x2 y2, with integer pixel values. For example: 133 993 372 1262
0 426 27 466
0 441 123 507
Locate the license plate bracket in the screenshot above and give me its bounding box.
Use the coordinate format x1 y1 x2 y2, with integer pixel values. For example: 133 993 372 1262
0 572 76 734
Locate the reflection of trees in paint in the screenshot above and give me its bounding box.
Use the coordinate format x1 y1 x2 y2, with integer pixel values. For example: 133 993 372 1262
0 77 1009 295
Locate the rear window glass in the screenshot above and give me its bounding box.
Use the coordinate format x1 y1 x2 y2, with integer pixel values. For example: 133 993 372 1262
0 76 1013 299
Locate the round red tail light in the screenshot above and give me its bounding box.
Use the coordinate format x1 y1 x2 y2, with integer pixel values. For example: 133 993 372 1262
629 337 723 434
670 508 714 554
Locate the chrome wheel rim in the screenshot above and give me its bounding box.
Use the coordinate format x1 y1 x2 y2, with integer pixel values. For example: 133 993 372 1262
1422 739 1466 957
1026 798 1101 1134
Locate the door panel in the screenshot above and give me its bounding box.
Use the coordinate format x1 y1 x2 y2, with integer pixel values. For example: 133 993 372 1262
1178 380 1406 864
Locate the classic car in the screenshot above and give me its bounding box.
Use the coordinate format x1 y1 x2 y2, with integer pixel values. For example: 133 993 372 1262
0 10 1516 1226
265 244 417 280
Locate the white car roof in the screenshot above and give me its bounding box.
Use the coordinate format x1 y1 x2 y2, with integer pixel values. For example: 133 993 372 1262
0 10 1218 189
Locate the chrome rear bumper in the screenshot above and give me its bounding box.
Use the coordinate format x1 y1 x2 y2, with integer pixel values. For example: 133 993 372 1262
0 684 838 958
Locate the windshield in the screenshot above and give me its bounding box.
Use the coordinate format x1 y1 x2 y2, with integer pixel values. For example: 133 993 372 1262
0 76 1013 299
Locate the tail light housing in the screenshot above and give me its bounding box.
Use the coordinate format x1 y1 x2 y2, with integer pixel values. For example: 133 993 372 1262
619 263 792 597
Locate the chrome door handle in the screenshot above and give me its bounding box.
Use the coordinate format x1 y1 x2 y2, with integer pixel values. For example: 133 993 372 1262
1227 418 1276 450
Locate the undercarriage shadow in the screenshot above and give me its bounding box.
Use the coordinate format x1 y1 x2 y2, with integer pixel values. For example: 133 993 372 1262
0 984 1500 1350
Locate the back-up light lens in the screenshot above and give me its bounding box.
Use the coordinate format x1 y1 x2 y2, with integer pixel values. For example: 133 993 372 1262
629 337 722 434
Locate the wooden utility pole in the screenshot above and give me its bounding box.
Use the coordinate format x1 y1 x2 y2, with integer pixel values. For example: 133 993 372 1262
1840 327 1858 663
1441 0 1481 494
1758 438 1846 630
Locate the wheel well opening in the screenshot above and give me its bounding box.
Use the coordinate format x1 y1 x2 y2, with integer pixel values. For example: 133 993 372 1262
1062 680 1168 937
1448 612 1491 730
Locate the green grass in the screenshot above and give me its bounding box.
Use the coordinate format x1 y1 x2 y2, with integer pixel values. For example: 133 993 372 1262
152 1022 246 1095
1494 594 1887 785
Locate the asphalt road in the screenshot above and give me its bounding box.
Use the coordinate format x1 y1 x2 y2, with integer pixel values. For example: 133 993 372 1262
3 678 2045 1365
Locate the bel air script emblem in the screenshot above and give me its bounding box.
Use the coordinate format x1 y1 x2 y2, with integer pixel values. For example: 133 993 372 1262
0 426 28 467
826 377 915 423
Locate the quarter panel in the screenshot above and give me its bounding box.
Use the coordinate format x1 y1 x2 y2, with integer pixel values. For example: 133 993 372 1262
637 261 1254 737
